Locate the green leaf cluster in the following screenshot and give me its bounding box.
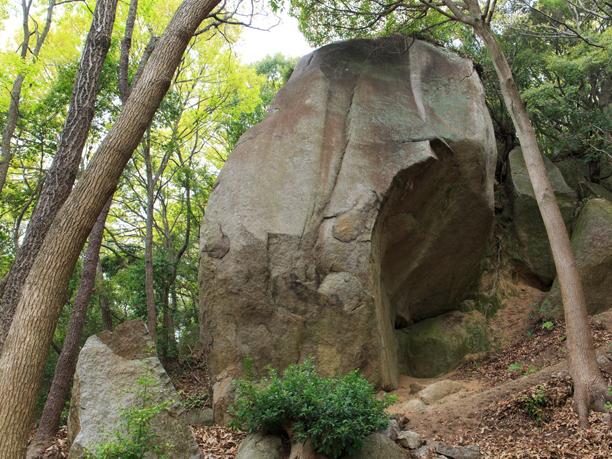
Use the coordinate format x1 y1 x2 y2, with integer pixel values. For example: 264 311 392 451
229 358 396 458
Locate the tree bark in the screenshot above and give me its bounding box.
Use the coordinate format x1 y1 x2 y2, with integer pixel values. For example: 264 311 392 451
25 195 114 459
0 0 56 194
143 134 158 343
0 0 118 350
118 0 139 104
0 1 220 456
474 21 612 427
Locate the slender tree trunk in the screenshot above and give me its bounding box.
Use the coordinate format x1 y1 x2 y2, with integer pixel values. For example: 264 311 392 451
25 195 113 459
0 0 118 350
0 0 56 193
0 2 220 456
143 135 158 343
475 23 612 427
118 0 139 103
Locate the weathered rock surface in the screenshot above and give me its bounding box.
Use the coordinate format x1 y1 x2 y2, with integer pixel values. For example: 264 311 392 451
418 380 463 405
200 37 496 397
548 198 612 315
437 444 480 459
235 433 283 459
396 311 472 378
397 430 423 449
506 148 576 283
67 320 201 459
341 433 405 459
577 181 612 203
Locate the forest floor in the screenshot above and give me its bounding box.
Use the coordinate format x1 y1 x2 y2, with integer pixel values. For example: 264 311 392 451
39 284 612 458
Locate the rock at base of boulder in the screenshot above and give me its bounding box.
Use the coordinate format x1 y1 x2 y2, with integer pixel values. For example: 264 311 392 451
341 433 405 459
397 430 422 449
418 380 463 405
67 320 201 459
548 198 612 315
235 433 283 459
182 407 214 426
396 311 473 378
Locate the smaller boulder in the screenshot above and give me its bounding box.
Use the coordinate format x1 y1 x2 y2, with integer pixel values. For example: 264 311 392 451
548 199 612 315
419 380 463 405
397 430 422 449
507 148 576 283
235 433 282 459
341 433 405 459
436 443 480 459
577 181 612 203
402 398 429 415
382 419 401 441
182 407 214 426
413 443 440 458
67 320 201 459
397 311 472 378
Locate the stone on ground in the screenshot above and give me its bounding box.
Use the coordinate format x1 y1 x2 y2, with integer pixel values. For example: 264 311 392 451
436 443 480 459
418 380 463 405
397 430 422 449
548 198 612 315
235 433 282 459
200 36 496 401
67 320 201 459
341 433 405 459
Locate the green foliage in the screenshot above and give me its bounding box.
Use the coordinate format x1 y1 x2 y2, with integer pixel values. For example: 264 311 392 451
465 317 501 353
508 363 524 372
180 392 209 411
229 358 395 458
84 371 173 459
518 386 548 423
542 321 554 331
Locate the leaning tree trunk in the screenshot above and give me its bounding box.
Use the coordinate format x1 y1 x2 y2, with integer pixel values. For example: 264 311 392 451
0 1 221 456
0 0 118 350
26 194 114 459
476 23 612 427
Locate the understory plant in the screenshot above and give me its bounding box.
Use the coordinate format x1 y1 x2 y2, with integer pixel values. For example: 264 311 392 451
229 358 396 459
84 370 172 459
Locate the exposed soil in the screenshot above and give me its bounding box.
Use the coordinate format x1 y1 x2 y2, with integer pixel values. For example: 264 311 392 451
34 283 612 458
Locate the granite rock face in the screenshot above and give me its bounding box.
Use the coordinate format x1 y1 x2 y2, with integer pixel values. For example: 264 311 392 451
67 320 201 459
506 148 577 283
548 198 612 315
200 37 496 397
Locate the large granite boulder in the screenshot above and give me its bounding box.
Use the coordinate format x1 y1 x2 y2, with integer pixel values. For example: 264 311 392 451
200 37 496 397
67 320 201 459
506 148 577 283
548 198 612 315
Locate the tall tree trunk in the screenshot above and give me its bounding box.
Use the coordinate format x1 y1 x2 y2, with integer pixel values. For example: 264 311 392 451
118 0 139 104
143 134 158 343
0 0 55 193
0 0 118 350
25 195 113 459
0 2 220 456
475 22 612 427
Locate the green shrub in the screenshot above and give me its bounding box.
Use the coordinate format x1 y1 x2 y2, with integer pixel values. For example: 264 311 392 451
229 358 396 458
518 386 548 423
84 371 173 459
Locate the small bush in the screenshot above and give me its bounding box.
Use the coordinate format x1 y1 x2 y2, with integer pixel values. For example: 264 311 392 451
518 386 548 423
229 358 396 458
